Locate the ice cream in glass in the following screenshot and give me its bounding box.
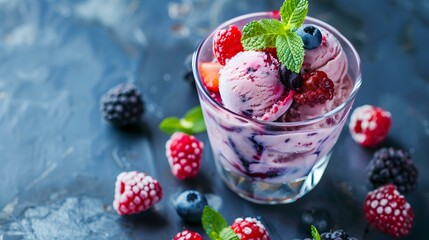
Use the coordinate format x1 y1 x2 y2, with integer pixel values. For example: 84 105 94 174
193 0 361 204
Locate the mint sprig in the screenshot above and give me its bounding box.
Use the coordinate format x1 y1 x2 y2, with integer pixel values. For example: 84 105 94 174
159 106 206 134
241 0 308 73
202 206 239 240
311 225 321 240
280 0 308 29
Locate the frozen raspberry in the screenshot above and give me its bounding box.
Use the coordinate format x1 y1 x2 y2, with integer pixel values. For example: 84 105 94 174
364 184 414 237
293 70 334 106
166 132 204 180
231 217 270 240
173 230 203 240
213 25 244 65
113 171 163 215
349 105 391 147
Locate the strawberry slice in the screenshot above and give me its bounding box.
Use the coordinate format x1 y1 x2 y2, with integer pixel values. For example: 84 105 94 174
199 62 222 93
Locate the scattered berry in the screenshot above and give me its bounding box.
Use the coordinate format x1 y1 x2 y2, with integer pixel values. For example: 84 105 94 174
297 24 323 50
173 230 203 240
213 25 244 65
175 190 208 223
182 53 195 85
100 83 144 127
364 184 414 237
349 105 391 147
294 70 334 106
231 217 270 240
320 230 358 240
299 207 332 236
368 147 418 193
166 132 204 180
113 171 163 215
199 62 222 93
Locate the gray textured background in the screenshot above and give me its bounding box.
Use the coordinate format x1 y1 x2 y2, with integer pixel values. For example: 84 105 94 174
0 0 428 239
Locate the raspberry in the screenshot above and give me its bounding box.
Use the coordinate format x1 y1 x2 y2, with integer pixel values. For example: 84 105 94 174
368 147 418 193
349 105 391 147
293 70 334 106
166 132 204 180
320 230 357 240
173 230 203 240
213 25 244 65
262 48 278 59
113 171 163 215
364 184 414 237
100 83 144 127
231 217 270 240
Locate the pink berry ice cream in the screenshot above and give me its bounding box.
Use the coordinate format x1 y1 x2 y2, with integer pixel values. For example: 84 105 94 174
301 27 348 84
219 51 294 121
194 9 361 203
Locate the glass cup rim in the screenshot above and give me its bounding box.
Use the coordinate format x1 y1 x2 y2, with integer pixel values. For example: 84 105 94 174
192 11 362 127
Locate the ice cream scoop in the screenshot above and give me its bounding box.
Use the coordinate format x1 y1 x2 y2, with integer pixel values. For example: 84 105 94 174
219 51 293 121
280 26 351 122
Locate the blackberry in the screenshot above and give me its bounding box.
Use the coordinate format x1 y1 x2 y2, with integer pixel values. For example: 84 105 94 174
279 64 303 91
367 147 418 193
100 83 144 127
320 230 358 240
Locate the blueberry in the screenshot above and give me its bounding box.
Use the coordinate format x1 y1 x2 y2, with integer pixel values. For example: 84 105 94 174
175 190 208 223
296 24 322 50
182 53 195 85
299 207 332 236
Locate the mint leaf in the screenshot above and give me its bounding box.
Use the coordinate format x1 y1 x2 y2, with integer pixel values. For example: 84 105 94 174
184 106 206 133
159 117 187 134
276 32 304 73
159 106 206 135
241 19 285 50
184 106 204 122
202 206 228 240
220 227 239 240
280 0 308 29
311 225 321 240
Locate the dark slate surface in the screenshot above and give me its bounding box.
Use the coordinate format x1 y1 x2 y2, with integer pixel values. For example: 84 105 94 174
0 0 428 239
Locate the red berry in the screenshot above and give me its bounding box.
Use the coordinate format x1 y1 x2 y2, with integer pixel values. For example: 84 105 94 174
231 217 270 240
113 171 163 215
213 25 244 65
261 48 278 59
199 62 222 93
349 105 391 147
293 70 334 106
173 230 203 240
166 132 204 180
364 184 414 237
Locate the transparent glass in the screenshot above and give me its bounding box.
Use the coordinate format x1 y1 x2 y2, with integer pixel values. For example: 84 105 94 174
193 12 362 204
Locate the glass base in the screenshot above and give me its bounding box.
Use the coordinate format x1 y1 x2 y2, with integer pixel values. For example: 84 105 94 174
216 153 331 204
